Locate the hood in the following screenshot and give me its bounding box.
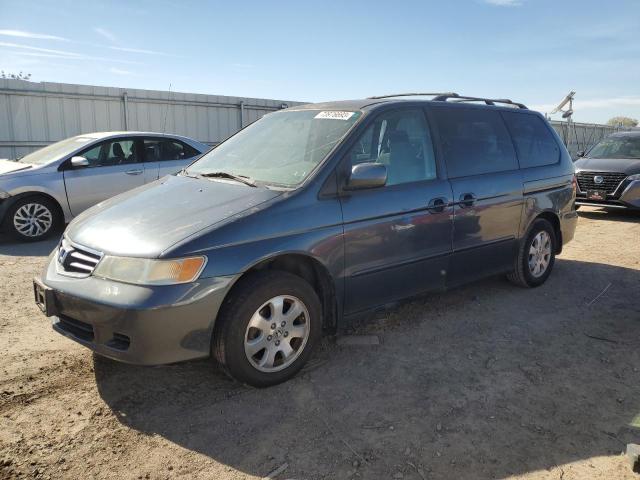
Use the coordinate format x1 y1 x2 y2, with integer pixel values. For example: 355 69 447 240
66 174 282 257
0 159 32 175
574 157 640 174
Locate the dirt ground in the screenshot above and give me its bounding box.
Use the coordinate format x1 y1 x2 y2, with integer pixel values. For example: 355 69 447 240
1 206 639 480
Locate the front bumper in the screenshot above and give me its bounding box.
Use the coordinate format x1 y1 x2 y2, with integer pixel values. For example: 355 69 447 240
36 254 235 365
576 179 640 210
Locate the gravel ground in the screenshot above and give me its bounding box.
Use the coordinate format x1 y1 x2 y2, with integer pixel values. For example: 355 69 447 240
1 206 639 480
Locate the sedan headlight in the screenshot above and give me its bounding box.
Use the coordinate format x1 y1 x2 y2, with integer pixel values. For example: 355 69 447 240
93 256 207 285
628 174 640 181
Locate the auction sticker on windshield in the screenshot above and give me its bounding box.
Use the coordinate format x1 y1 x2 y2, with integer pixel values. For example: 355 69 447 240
315 111 355 120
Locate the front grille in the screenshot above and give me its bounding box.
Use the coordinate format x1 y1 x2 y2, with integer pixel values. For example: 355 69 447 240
576 171 627 195
58 315 94 342
57 238 102 277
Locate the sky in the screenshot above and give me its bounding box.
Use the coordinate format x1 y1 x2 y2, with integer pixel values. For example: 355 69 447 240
0 0 638 124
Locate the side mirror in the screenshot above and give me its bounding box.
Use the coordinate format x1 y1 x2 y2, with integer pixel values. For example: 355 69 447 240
70 156 89 168
346 162 387 190
576 150 585 158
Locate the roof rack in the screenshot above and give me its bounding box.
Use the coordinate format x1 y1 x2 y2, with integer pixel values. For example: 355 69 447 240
367 92 528 109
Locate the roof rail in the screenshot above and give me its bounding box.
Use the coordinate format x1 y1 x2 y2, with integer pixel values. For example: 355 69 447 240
367 92 456 100
432 93 528 109
367 92 528 109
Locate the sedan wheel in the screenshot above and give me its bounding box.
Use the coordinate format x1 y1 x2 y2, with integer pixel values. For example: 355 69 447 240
7 197 61 241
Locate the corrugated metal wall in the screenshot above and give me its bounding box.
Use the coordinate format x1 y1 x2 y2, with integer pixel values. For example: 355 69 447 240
0 78 629 160
0 79 302 159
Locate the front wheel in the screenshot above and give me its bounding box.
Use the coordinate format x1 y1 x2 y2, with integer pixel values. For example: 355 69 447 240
6 196 61 242
213 271 322 387
507 218 556 288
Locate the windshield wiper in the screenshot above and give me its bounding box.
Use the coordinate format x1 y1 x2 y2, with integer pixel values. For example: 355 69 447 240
197 171 257 187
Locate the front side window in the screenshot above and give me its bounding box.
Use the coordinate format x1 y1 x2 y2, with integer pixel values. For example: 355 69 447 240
187 109 361 187
431 107 518 178
586 135 640 159
346 109 437 186
77 139 139 168
502 112 560 168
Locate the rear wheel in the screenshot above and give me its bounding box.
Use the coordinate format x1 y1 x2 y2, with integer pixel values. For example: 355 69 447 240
213 271 322 387
507 218 556 288
6 196 61 242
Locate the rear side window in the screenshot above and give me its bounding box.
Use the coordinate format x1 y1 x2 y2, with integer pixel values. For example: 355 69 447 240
502 112 560 168
431 107 518 178
143 138 200 162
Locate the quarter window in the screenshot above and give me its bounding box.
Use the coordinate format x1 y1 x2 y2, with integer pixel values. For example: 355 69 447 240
431 107 518 178
346 109 437 186
502 112 560 168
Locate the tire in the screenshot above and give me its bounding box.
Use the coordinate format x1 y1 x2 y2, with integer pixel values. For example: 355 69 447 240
6 196 62 242
507 218 556 288
213 270 322 387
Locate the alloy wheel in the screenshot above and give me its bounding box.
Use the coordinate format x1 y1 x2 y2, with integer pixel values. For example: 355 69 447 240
528 231 551 278
244 295 310 373
13 203 53 238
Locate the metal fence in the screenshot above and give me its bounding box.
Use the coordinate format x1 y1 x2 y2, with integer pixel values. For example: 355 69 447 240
0 79 302 159
0 79 629 160
549 120 625 158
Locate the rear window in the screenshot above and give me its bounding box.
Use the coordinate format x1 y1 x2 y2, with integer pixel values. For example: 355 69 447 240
431 107 518 178
502 112 560 168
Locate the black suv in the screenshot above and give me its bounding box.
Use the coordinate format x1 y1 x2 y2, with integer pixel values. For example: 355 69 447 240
35 93 578 387
575 131 640 210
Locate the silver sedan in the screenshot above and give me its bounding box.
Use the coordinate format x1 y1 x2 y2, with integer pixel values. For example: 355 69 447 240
0 132 209 241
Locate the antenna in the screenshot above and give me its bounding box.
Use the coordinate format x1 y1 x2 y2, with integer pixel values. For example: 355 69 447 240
162 83 172 135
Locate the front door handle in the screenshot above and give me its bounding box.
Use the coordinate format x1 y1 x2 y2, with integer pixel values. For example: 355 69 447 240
125 169 144 175
427 197 447 213
458 193 476 208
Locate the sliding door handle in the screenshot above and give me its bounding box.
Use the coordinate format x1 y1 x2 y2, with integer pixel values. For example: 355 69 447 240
458 193 476 208
125 169 144 175
427 197 447 213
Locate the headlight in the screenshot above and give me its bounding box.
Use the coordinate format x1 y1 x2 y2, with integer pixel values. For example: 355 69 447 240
0 189 10 200
628 174 640 181
93 256 207 285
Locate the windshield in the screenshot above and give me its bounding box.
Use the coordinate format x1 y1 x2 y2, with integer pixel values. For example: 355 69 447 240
17 136 96 165
187 109 362 187
586 135 640 159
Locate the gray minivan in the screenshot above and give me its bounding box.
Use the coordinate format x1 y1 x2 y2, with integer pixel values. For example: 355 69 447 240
34 94 578 387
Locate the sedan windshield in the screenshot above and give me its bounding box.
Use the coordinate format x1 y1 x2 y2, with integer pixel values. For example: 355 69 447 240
587 136 640 159
187 109 361 187
18 136 95 165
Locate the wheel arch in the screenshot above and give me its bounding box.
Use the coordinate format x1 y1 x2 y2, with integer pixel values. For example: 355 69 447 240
529 210 562 254
225 252 338 333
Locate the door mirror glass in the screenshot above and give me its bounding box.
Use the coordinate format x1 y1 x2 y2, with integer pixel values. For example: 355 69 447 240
70 156 89 167
347 162 387 190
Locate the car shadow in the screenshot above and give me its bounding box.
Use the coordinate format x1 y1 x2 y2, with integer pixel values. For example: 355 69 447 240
0 232 61 257
94 259 640 479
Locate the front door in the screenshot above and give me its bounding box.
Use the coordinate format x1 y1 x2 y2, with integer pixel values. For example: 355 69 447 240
428 105 524 286
339 107 454 315
63 137 146 215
